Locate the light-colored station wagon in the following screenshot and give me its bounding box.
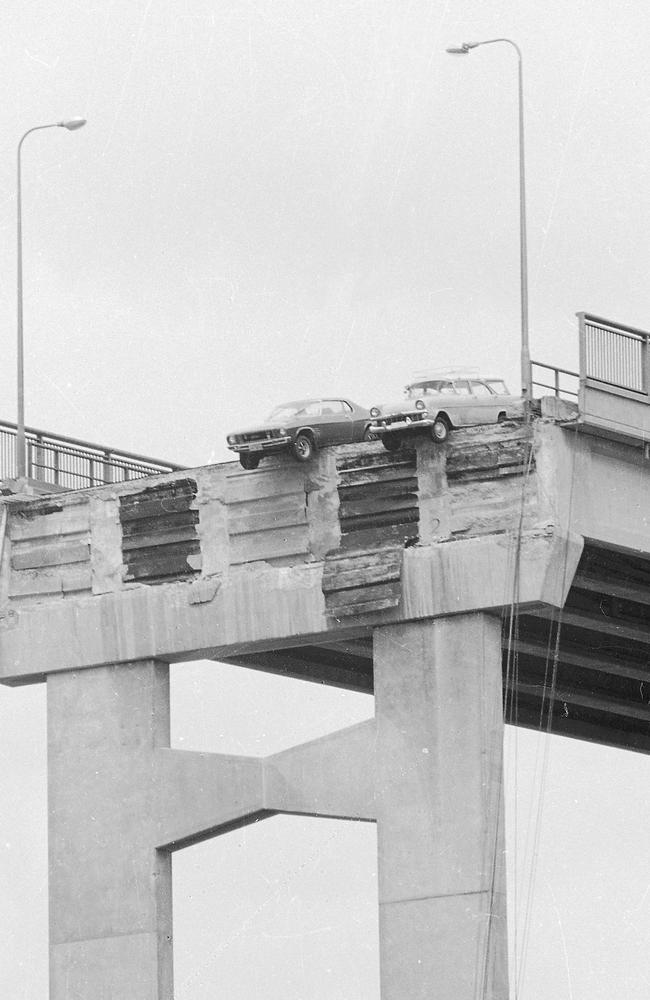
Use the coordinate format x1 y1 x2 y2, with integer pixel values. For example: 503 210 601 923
369 376 524 450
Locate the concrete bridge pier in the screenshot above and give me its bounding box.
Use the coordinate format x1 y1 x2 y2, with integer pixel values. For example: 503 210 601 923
374 615 508 999
45 614 507 1000
47 660 173 1000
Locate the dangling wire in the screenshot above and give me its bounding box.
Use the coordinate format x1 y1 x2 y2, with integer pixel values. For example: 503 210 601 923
480 430 536 999
516 424 579 997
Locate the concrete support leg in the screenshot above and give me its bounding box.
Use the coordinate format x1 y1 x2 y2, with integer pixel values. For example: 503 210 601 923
374 615 508 1000
48 660 172 1000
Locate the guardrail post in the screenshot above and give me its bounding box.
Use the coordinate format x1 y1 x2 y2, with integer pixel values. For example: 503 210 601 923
103 450 112 485
33 434 44 481
576 311 587 415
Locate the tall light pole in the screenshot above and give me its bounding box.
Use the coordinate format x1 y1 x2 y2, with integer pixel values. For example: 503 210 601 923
446 39 532 402
16 117 87 479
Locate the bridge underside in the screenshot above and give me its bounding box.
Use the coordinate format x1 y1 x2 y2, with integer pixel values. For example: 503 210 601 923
226 542 650 756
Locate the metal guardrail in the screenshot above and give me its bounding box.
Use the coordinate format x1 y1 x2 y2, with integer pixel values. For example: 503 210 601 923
0 420 185 489
531 360 579 401
533 314 650 448
578 312 649 396
534 314 650 403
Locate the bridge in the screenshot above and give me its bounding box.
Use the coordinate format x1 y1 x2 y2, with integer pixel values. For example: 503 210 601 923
0 312 649 998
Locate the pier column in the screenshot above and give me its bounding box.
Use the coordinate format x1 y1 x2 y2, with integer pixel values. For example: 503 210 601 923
47 660 172 1000
374 614 508 999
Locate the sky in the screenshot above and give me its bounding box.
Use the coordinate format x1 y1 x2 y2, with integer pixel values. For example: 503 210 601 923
1 0 650 997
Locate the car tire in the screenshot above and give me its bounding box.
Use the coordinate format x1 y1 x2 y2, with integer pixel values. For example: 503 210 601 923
239 453 260 470
292 433 315 462
362 426 377 442
382 434 402 452
497 412 507 423
431 415 450 443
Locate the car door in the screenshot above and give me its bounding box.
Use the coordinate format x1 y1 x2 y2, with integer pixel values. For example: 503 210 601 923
484 379 518 417
317 400 355 444
445 379 472 425
468 380 501 423
341 399 368 442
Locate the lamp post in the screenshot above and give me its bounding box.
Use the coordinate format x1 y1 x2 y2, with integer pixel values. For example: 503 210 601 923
16 117 87 480
446 40 532 402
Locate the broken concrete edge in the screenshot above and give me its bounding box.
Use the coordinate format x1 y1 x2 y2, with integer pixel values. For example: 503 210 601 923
0 476 70 497
0 526 581 685
539 396 580 422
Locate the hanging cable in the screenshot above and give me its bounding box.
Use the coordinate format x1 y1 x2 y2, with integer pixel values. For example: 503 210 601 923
479 429 536 999
516 424 579 997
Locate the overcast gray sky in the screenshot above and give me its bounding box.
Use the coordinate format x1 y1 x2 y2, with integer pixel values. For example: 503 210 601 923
1 1 650 997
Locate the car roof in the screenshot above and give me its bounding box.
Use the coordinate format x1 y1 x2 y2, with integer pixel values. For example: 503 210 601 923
407 376 503 387
270 397 353 408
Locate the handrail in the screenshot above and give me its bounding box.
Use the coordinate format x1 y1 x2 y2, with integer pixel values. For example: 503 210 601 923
0 419 186 488
0 418 184 470
531 360 579 399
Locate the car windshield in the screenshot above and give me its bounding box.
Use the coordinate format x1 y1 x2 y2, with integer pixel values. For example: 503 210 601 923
266 404 306 423
405 380 456 398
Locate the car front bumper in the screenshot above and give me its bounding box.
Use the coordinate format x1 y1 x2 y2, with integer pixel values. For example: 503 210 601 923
369 414 432 435
227 435 292 455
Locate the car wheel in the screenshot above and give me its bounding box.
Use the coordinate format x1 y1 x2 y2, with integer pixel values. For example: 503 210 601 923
362 426 377 441
497 411 507 423
431 415 450 443
382 434 402 452
239 453 260 470
292 433 315 462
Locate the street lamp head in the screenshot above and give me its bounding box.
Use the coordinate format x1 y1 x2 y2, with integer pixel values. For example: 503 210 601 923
445 42 480 54
59 117 87 131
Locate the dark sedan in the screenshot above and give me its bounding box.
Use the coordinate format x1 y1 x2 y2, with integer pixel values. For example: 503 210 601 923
226 398 374 469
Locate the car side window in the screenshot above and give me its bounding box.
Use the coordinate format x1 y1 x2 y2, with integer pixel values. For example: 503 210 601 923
470 381 493 396
303 402 322 417
340 400 353 413
321 399 343 417
321 400 346 415
454 381 471 395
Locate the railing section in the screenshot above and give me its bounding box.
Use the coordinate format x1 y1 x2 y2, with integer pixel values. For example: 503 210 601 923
531 361 579 401
578 312 650 396
0 420 185 488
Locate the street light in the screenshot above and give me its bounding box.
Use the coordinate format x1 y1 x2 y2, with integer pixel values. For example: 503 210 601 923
16 117 87 479
446 39 531 402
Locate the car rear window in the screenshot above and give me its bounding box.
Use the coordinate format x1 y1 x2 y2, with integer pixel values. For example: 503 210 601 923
485 380 509 394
